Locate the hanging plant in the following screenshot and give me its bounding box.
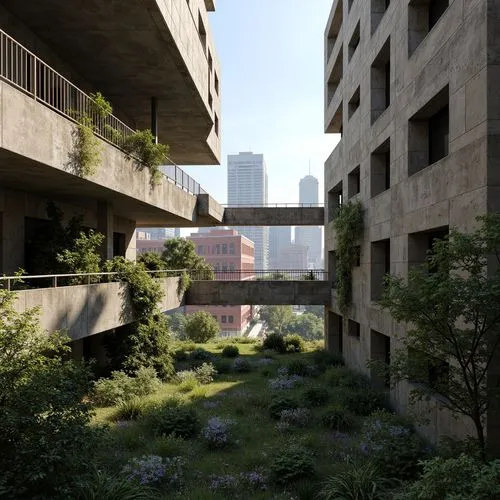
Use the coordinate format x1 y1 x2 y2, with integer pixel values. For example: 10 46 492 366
333 201 364 312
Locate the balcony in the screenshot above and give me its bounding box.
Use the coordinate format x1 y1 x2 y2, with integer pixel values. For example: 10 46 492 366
0 28 214 226
0 0 220 164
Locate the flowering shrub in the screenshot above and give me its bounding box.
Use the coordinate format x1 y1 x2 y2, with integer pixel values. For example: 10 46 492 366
194 362 217 384
122 455 185 488
202 417 235 448
268 374 304 390
240 471 267 491
287 359 309 376
209 474 238 491
233 357 252 373
359 412 428 479
175 370 199 393
279 408 312 427
269 396 299 419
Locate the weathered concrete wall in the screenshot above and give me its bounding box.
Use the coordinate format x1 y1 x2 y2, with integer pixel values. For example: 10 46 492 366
0 82 198 227
13 278 182 341
222 207 325 227
186 280 330 305
324 0 490 445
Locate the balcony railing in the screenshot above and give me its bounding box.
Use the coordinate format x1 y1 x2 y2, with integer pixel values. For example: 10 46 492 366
0 269 328 291
0 28 205 196
222 203 324 208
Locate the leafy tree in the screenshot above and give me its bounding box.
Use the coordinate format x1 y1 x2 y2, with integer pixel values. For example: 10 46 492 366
0 284 99 498
261 305 294 335
184 311 219 343
162 238 214 279
381 214 500 458
303 305 324 319
138 251 165 271
56 229 104 282
168 312 188 340
288 313 324 340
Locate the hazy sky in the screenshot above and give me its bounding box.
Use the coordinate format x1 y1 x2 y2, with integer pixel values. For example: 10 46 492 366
182 0 340 205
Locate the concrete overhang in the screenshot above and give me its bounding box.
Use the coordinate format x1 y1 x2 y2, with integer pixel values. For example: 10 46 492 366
1 0 219 165
186 280 331 306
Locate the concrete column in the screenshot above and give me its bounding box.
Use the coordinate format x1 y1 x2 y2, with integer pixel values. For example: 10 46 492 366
151 97 158 144
97 202 114 262
0 190 25 275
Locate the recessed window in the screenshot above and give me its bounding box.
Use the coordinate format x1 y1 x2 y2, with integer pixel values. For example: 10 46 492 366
348 0 354 11
348 319 361 340
214 113 220 137
198 13 207 50
208 51 213 72
348 21 360 61
208 93 213 109
328 250 338 287
229 243 235 255
348 165 361 198
214 71 219 95
326 0 343 60
408 0 449 56
327 312 343 353
370 138 391 197
222 244 228 254
371 38 390 124
371 330 391 388
371 0 391 34
408 86 449 176
408 227 449 272
327 48 344 105
228 315 234 324
221 315 227 324
348 86 360 119
371 238 390 301
408 348 449 391
328 181 343 221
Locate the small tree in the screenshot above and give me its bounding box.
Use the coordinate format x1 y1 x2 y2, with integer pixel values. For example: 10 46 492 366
162 238 214 279
381 214 500 458
261 305 294 335
168 312 188 340
288 313 324 340
185 311 219 343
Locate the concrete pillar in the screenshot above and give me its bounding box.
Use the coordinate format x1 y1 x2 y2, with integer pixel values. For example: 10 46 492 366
97 201 114 261
326 310 343 353
151 97 158 144
0 190 25 275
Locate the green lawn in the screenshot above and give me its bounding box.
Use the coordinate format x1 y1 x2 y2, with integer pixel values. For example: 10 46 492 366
91 339 419 499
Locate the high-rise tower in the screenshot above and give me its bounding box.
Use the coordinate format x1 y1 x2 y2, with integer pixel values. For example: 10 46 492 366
227 152 269 269
295 175 322 268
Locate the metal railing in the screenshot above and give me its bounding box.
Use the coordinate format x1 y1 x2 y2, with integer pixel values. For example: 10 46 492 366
0 28 205 196
0 269 188 291
1 268 328 291
190 269 328 281
222 203 324 208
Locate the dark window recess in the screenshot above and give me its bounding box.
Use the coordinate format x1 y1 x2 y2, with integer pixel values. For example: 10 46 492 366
370 138 391 197
429 0 448 29
371 0 391 34
384 60 390 108
348 22 361 61
221 316 227 324
113 232 126 257
371 238 390 301
348 319 361 339
348 0 354 11
348 86 361 119
328 181 343 222
409 348 449 391
370 330 391 388
348 166 361 198
371 38 390 124
429 105 449 165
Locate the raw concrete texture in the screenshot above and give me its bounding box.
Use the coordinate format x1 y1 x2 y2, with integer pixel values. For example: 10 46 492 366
323 0 496 446
13 278 182 340
0 0 221 164
222 207 325 227
186 280 330 306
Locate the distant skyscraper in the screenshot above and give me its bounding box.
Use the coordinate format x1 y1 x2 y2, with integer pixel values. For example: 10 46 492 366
295 175 322 268
269 226 292 268
227 152 269 269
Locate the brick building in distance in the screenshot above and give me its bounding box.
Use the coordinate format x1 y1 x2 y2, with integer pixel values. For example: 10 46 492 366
186 229 255 337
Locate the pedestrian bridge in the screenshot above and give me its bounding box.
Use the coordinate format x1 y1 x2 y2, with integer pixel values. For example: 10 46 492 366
4 269 331 340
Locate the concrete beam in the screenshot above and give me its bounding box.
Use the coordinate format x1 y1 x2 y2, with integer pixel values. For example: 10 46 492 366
222 207 325 226
13 278 182 340
186 280 330 305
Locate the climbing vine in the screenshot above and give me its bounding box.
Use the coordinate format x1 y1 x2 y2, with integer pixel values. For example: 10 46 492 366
70 92 169 184
333 201 364 312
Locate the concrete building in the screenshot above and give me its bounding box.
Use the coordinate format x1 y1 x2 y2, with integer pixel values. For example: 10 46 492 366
227 152 269 269
136 229 179 255
324 0 500 446
0 0 221 276
295 175 323 268
186 229 255 337
269 226 292 268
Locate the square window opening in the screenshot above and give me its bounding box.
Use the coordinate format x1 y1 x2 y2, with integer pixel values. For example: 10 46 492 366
370 138 391 197
348 21 361 61
328 181 343 221
408 0 449 56
348 86 361 119
371 0 391 35
371 238 390 301
348 319 361 340
348 165 361 198
371 38 391 124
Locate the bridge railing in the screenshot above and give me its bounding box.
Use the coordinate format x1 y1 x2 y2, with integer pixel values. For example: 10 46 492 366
221 203 324 208
189 269 328 281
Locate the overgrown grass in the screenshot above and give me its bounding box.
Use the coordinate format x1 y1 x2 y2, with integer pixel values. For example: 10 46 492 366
91 341 422 499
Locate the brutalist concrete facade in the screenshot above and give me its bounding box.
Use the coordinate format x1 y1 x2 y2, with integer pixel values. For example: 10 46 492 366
324 0 500 446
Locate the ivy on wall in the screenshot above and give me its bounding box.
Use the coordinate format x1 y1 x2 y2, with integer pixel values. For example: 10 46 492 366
333 201 364 312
